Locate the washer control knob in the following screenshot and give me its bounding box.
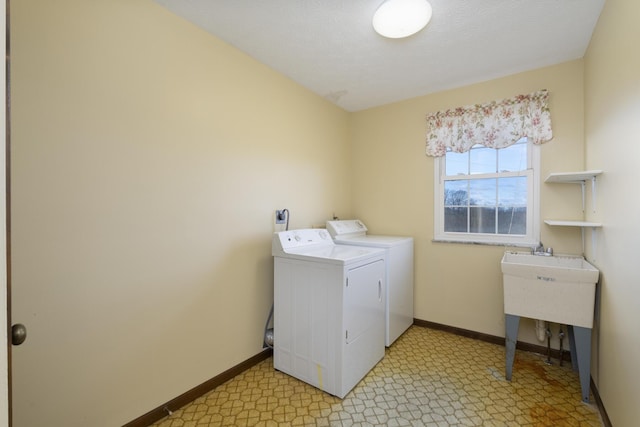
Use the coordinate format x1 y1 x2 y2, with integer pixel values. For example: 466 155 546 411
294 234 302 241
319 230 328 239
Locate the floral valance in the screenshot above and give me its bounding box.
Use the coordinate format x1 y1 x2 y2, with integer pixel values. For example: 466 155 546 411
425 90 553 157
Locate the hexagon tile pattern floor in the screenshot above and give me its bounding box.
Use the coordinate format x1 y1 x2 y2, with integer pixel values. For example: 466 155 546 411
152 326 603 426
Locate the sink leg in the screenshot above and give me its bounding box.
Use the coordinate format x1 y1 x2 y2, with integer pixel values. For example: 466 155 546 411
505 314 520 381
567 325 578 372
573 326 592 403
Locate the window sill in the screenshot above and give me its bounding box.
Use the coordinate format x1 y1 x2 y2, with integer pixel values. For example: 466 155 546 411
431 238 535 248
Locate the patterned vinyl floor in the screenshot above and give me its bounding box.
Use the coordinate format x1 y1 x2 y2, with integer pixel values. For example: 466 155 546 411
152 326 603 426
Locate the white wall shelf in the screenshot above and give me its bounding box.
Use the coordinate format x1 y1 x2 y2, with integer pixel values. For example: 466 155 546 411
545 170 602 212
544 171 603 257
545 170 603 184
544 220 602 227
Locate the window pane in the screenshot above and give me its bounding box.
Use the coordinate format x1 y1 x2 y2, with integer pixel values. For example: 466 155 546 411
445 151 468 176
444 207 468 232
444 180 468 206
498 177 527 206
469 178 496 207
498 141 527 172
470 207 496 233
470 146 497 175
498 207 526 234
497 176 527 235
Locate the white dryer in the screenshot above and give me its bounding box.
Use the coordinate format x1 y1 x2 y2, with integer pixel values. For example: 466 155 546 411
272 228 387 398
326 219 414 346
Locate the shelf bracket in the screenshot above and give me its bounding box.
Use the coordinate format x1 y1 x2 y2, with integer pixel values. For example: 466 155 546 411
579 226 599 261
579 177 598 213
591 176 597 213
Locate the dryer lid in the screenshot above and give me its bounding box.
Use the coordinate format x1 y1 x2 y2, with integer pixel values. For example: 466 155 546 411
326 219 367 238
333 234 412 247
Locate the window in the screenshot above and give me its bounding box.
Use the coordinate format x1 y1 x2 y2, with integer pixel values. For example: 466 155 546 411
434 138 539 245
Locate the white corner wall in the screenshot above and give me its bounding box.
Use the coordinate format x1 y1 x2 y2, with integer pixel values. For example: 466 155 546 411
584 0 640 424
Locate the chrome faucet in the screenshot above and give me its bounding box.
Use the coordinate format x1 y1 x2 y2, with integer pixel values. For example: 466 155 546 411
532 242 553 256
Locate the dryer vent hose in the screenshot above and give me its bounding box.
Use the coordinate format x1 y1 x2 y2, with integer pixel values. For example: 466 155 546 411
264 328 274 347
263 304 274 348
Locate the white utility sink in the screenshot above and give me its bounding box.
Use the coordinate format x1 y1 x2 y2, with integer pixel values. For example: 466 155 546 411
501 252 599 328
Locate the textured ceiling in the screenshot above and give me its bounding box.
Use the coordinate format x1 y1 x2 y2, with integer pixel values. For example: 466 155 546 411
153 0 605 112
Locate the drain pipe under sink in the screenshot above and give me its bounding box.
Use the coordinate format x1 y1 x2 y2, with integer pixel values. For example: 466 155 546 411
545 326 553 365
535 319 547 342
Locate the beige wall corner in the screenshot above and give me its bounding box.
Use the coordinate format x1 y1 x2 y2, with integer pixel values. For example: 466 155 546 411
584 0 640 424
350 60 586 345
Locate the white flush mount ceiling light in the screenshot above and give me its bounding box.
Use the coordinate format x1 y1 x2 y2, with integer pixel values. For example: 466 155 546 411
373 0 433 39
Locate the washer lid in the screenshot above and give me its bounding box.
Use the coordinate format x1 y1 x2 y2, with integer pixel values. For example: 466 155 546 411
272 229 385 265
282 244 385 265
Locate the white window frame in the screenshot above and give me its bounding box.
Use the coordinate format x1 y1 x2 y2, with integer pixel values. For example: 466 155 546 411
433 141 540 246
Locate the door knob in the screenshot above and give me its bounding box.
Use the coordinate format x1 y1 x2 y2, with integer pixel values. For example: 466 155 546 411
11 323 27 346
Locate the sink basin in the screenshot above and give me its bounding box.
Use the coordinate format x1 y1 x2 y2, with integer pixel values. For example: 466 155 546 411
501 252 599 328
501 252 599 283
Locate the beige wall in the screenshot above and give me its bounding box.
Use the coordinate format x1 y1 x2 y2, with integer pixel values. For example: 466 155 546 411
10 1 351 425
351 60 586 345
11 0 637 425
584 0 640 424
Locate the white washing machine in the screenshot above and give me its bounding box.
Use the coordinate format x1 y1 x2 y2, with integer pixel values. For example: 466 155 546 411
272 228 386 398
326 219 414 346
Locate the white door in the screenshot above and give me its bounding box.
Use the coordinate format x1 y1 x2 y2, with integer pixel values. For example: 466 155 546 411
2 2 10 426
344 259 385 345
342 259 385 394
